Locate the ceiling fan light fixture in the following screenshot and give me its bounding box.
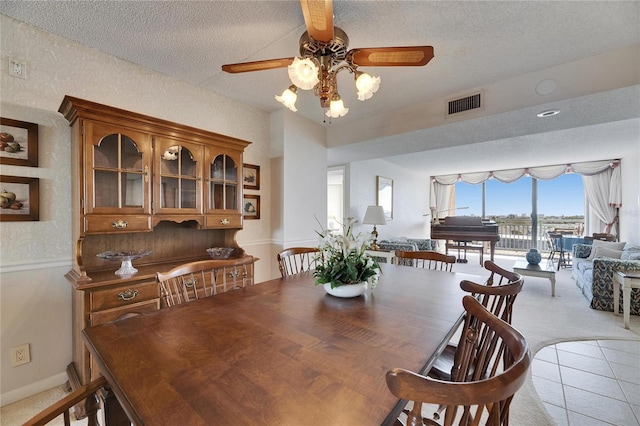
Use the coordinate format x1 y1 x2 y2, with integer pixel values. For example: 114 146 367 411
288 57 320 90
275 85 298 112
355 71 380 101
326 93 349 118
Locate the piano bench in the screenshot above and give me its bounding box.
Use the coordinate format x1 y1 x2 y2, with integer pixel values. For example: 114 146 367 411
445 242 484 265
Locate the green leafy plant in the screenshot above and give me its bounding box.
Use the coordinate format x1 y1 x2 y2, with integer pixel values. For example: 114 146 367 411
313 217 380 289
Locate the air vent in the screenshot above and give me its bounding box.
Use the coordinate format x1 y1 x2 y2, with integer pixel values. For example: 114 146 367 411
448 93 482 115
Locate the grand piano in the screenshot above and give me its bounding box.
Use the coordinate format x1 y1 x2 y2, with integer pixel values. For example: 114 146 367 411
430 216 500 262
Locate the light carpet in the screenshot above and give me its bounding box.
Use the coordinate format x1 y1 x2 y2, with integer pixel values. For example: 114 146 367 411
2 254 639 425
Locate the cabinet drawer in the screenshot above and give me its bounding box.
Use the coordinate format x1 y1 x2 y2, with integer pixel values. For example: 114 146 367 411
214 264 254 293
204 213 242 229
91 281 158 311
84 215 152 234
90 298 160 326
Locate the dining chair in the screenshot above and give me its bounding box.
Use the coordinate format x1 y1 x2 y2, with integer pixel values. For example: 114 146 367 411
22 376 106 426
386 295 531 426
427 275 524 382
277 247 322 277
546 232 557 260
395 250 456 272
547 232 569 270
157 259 248 307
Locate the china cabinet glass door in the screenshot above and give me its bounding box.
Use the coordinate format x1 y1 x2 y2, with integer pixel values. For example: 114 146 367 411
86 122 151 214
208 153 239 212
155 139 203 214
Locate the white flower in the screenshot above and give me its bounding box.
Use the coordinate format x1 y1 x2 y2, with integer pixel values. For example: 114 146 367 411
313 217 380 288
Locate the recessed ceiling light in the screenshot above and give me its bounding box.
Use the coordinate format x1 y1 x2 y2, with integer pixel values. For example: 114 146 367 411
537 110 560 118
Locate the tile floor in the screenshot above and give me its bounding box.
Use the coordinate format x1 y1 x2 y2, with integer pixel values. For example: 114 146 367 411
533 339 640 426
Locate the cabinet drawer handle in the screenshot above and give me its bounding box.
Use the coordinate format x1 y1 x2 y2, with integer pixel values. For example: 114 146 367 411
112 220 128 229
118 289 138 301
228 270 240 278
184 278 197 288
220 218 230 225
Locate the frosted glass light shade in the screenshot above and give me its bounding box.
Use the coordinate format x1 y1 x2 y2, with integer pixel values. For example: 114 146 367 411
355 72 381 101
325 95 349 118
275 85 298 111
287 57 320 90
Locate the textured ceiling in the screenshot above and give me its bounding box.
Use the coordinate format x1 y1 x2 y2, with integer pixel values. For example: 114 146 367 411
1 1 639 172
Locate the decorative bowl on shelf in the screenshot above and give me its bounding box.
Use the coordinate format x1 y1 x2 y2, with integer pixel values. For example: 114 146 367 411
207 247 234 259
97 250 152 276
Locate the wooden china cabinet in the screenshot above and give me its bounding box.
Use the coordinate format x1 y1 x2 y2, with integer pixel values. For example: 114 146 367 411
59 96 254 400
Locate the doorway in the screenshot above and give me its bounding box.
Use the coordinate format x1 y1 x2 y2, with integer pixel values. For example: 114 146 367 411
327 166 345 234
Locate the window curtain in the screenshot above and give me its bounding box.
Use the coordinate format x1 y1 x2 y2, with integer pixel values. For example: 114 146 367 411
430 160 621 232
429 181 453 219
582 162 621 234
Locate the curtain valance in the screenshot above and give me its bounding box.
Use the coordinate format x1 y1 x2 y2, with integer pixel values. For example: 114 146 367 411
432 159 619 184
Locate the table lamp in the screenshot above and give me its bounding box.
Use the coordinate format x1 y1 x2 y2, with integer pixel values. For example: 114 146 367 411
363 205 387 250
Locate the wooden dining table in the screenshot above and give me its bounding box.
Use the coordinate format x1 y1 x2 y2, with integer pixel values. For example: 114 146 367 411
83 263 484 426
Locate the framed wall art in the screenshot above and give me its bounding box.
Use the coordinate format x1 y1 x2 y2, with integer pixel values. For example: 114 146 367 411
0 175 40 221
243 163 260 190
243 194 260 220
376 176 393 221
0 117 38 167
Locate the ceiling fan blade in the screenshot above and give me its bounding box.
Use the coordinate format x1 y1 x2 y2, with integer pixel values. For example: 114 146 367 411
300 0 334 43
222 58 295 74
350 46 434 67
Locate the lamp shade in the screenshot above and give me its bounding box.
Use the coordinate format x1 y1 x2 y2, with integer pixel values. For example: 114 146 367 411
363 205 387 225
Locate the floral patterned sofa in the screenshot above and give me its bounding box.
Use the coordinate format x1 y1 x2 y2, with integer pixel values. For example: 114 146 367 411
572 241 640 315
376 238 438 263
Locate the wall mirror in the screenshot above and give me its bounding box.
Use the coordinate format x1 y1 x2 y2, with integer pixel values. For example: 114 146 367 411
376 176 393 220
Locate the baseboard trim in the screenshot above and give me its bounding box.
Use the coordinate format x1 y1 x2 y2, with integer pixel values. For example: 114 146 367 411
0 372 68 407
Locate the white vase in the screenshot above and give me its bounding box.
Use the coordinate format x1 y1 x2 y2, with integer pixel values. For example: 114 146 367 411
323 282 367 298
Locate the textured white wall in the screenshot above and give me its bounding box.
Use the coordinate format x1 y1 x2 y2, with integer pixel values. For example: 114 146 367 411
267 111 328 280
620 149 640 244
0 15 271 403
347 159 431 240
282 111 327 243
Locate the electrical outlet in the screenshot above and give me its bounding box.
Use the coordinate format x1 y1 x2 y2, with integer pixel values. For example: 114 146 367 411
9 59 27 79
11 343 31 367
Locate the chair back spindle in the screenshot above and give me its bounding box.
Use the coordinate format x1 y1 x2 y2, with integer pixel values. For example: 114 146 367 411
157 259 252 307
395 250 456 272
427 267 523 383
386 296 531 426
277 247 322 277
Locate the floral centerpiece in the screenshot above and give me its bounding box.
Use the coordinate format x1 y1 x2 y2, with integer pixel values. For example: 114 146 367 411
313 217 380 296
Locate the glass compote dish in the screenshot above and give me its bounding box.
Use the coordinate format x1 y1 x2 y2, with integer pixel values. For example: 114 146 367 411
97 250 152 276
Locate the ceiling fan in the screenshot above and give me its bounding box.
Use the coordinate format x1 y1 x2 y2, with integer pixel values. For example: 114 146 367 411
221 0 434 118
